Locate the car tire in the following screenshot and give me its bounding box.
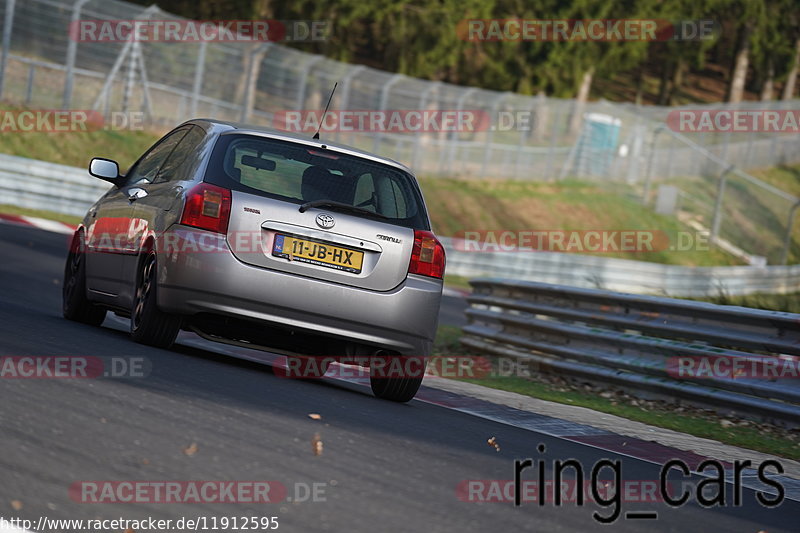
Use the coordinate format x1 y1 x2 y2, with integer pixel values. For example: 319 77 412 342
370 355 425 402
62 232 106 326
130 252 181 348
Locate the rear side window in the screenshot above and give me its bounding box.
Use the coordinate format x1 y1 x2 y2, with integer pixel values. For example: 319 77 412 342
154 125 206 183
206 134 430 230
124 127 190 185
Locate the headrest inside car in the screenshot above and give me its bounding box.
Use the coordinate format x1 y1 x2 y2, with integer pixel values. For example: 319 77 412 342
301 166 353 204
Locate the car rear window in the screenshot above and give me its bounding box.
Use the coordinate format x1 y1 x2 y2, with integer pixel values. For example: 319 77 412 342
205 134 430 230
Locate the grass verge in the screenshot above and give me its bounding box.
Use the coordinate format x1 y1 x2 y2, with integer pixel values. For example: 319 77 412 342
419 177 742 267
443 274 473 291
0 204 82 226
433 325 800 461
695 292 800 314
0 128 159 170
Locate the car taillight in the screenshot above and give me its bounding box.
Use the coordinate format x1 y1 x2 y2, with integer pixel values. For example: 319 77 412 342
408 229 445 279
180 183 232 234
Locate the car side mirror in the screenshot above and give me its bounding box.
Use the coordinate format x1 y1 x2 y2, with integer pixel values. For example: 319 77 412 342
89 158 121 185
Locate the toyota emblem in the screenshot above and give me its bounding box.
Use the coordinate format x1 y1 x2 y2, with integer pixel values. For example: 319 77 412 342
315 213 335 229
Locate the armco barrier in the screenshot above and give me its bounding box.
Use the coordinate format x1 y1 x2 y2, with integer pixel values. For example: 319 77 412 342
0 153 109 217
461 278 800 426
0 152 797 296
441 237 800 297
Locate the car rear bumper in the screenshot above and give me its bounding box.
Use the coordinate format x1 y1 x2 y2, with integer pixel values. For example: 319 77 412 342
155 227 442 355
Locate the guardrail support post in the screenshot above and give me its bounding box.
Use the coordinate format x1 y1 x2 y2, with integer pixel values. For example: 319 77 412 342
780 200 800 265
710 165 734 244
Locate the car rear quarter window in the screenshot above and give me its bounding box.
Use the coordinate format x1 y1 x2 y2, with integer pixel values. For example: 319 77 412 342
206 134 430 230
154 125 207 183
124 127 190 186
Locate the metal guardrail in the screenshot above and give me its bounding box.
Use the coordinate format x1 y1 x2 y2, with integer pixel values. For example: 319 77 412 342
0 153 108 217
461 278 800 427
0 152 797 296
442 237 800 297
1 0 798 262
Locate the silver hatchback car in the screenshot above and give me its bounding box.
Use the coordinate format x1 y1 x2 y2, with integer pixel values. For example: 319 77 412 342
62 119 445 401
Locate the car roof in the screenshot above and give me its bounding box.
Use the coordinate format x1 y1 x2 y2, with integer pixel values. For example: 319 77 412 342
184 118 413 174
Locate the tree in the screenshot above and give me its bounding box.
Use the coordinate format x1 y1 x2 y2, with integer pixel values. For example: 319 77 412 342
783 39 800 99
718 1 766 103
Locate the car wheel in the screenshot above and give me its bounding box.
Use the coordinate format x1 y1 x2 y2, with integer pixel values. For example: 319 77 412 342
130 252 181 348
62 232 106 326
370 355 425 402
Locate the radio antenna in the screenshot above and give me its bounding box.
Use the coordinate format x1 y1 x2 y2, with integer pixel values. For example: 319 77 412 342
313 82 338 140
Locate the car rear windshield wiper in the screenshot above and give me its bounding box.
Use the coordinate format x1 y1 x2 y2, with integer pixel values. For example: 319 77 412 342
298 199 392 220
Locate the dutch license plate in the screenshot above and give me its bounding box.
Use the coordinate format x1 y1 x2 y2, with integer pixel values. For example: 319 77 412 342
272 234 364 274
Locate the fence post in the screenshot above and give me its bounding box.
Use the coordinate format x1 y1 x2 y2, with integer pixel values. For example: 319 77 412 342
371 73 404 153
121 37 137 113
24 62 33 104
93 38 133 113
133 40 152 121
92 5 157 117
411 81 441 171
480 92 511 178
641 125 663 204
444 87 476 175
543 102 563 181
0 0 16 99
780 200 800 265
190 40 207 117
337 65 366 144
710 165 734 244
513 98 538 179
295 55 325 111
62 0 90 109
240 43 270 123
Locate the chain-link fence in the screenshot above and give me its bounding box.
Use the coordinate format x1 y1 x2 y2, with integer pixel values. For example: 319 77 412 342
0 0 798 263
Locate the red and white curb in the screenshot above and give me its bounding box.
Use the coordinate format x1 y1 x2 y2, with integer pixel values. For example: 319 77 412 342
0 213 76 235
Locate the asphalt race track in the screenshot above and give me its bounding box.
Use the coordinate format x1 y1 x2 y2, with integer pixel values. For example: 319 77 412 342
1 223 797 532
